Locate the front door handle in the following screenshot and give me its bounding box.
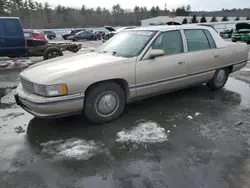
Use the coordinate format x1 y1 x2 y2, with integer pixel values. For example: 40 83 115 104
214 54 219 58
178 61 185 65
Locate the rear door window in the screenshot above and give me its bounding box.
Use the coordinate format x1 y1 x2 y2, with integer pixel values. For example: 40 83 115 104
184 29 210 52
2 19 22 37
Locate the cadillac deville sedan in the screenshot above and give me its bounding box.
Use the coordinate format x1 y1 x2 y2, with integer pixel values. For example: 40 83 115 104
14 25 249 123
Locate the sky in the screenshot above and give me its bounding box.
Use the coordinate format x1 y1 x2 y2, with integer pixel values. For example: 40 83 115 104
37 0 250 11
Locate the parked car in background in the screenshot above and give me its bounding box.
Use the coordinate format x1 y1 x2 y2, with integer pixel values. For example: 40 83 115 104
68 30 96 41
103 26 137 43
42 31 56 40
232 29 250 44
220 29 233 38
15 25 248 123
62 29 85 40
24 29 48 43
0 17 28 57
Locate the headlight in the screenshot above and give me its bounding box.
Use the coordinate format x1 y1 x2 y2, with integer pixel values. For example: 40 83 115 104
45 84 68 97
33 84 68 97
33 84 46 96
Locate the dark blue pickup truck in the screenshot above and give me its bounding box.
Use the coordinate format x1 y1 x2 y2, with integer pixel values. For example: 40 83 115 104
0 17 28 58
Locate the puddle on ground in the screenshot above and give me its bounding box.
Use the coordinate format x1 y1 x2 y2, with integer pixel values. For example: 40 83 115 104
116 121 169 143
225 77 250 108
41 138 105 161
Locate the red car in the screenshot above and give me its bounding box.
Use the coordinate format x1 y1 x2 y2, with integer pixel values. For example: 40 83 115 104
24 30 48 44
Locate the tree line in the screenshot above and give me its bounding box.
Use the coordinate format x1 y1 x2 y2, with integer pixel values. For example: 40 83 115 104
0 0 249 29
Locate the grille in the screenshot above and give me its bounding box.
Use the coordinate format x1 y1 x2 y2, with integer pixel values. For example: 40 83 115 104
21 78 34 93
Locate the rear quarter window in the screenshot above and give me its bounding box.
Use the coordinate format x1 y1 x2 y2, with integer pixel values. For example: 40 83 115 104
2 19 23 37
203 29 217 49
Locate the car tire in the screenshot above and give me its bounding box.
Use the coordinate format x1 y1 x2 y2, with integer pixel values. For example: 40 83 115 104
247 41 250 45
206 68 229 90
43 47 63 60
232 40 237 42
84 82 125 124
74 37 79 42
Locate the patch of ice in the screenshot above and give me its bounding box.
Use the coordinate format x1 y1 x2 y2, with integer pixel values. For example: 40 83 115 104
41 138 103 161
195 112 201 117
188 115 193 120
116 121 168 143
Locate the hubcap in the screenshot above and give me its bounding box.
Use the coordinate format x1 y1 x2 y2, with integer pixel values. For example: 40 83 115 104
48 51 59 59
95 91 119 117
216 70 226 83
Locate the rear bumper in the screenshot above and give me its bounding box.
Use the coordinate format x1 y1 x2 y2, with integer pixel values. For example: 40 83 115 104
14 85 84 119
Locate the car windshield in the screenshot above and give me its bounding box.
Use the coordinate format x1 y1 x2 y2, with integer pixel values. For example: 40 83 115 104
96 30 156 58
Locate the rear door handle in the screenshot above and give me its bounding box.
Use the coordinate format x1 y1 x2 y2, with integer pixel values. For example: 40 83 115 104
214 55 219 58
178 61 185 65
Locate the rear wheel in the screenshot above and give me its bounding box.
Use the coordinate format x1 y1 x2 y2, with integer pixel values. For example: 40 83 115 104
232 40 237 42
84 82 125 123
73 37 79 41
206 68 229 90
43 47 63 60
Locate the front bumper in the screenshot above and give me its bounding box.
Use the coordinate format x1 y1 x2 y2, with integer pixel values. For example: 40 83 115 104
14 84 84 119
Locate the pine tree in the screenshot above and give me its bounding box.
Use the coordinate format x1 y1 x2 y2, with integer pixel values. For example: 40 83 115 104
182 18 188 24
191 15 198 23
44 2 52 24
235 16 239 21
221 16 228 21
200 15 207 23
210 16 217 22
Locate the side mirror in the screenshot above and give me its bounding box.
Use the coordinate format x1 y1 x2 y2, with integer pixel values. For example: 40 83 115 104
149 49 165 59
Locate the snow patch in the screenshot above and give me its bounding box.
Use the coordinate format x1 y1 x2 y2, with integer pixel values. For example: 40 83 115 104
187 115 193 120
1 90 15 104
195 112 201 116
242 68 250 72
116 121 168 143
41 138 103 161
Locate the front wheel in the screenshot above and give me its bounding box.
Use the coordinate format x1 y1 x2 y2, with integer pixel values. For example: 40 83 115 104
73 37 79 41
206 68 229 90
84 82 125 124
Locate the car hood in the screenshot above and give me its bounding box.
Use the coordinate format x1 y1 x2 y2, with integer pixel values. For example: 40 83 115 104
104 26 117 32
20 52 127 84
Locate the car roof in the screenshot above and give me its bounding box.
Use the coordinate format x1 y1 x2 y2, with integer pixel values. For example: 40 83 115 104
24 29 42 33
129 25 214 32
0 17 20 20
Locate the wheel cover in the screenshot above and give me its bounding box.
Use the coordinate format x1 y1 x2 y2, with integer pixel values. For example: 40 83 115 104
48 51 59 59
216 69 226 83
95 91 119 117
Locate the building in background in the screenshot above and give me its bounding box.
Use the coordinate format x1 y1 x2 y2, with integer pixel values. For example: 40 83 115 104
141 16 250 32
